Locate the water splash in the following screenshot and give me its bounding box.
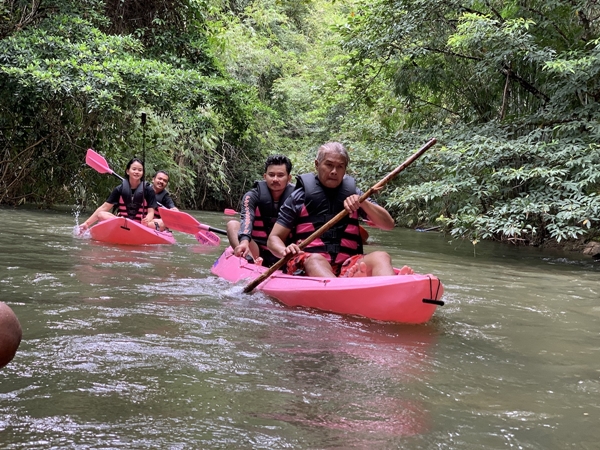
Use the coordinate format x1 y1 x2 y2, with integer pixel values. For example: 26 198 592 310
72 225 90 239
70 165 97 240
70 168 88 226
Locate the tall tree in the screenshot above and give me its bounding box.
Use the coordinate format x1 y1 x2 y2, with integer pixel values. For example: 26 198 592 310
333 0 600 244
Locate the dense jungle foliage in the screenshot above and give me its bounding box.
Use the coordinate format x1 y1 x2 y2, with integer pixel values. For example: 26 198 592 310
1 0 599 247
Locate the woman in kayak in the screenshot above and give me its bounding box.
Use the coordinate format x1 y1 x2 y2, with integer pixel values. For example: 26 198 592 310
78 157 158 233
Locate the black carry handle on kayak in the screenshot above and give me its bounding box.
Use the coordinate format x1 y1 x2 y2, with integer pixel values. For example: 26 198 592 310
422 275 444 306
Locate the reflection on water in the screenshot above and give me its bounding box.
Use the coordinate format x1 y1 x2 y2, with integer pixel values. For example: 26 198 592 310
0 207 599 449
255 317 436 441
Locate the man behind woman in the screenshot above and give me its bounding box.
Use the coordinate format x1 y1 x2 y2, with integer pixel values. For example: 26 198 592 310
148 170 178 231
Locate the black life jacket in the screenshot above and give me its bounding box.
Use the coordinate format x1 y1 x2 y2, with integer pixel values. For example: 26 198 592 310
153 187 170 219
293 173 363 265
117 179 147 221
250 180 295 247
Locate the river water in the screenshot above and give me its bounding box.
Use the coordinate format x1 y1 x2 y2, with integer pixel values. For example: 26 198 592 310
0 207 598 449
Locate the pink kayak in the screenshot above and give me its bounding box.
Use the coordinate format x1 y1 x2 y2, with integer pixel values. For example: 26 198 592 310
89 217 176 245
211 247 444 324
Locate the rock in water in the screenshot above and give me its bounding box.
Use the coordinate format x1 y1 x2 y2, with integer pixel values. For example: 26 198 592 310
0 302 22 369
583 241 600 260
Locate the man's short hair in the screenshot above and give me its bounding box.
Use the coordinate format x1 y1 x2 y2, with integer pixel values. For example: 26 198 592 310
153 170 169 181
264 155 292 175
316 142 349 165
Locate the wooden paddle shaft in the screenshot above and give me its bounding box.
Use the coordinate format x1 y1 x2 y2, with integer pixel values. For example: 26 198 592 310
243 137 437 293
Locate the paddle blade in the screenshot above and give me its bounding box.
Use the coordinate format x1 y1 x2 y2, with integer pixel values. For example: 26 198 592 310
159 208 202 234
86 149 114 175
195 230 221 246
159 208 225 244
224 209 238 216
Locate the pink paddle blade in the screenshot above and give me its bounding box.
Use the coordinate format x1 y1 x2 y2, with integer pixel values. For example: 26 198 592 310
195 230 220 246
86 148 114 175
159 208 203 234
159 208 226 245
224 209 238 216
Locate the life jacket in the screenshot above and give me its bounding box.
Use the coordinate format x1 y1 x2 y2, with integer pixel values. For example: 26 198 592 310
293 173 363 265
152 187 170 219
250 181 295 247
117 179 148 221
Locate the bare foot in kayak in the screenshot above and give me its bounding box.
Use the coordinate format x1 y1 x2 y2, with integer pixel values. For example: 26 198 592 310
343 260 368 278
398 265 414 275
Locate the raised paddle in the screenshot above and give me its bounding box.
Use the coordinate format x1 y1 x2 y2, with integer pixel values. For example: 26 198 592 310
86 148 124 182
243 137 438 293
85 148 221 245
224 208 238 216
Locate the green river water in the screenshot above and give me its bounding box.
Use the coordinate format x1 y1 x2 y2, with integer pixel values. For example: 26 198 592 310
0 207 598 449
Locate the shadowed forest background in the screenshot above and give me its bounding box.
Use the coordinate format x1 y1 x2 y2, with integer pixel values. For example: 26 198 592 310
1 0 599 249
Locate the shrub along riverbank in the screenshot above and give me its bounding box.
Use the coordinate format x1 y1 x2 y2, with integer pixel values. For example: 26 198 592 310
1 1 598 251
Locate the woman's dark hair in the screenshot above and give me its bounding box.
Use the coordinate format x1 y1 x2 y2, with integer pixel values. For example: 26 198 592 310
124 157 145 180
264 154 292 175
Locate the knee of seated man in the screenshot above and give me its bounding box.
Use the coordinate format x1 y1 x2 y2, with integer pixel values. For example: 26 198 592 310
304 253 329 267
366 250 392 263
